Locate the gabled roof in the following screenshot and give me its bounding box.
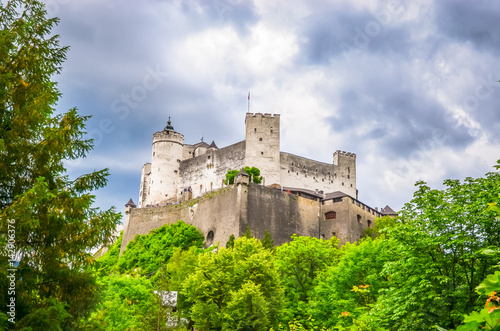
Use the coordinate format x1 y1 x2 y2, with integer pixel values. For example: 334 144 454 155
381 205 397 215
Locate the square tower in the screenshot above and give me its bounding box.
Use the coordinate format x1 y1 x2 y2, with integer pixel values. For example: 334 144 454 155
244 113 281 186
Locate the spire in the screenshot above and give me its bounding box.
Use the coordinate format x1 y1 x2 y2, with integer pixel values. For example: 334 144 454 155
164 116 175 131
208 140 218 149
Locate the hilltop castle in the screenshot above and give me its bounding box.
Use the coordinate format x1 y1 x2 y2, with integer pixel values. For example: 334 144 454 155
121 113 395 253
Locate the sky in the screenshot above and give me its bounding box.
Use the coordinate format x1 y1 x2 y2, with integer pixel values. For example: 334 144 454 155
43 0 500 222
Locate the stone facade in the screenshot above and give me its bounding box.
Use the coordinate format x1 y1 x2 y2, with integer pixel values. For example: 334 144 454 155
122 112 395 253
139 113 357 207
121 181 392 254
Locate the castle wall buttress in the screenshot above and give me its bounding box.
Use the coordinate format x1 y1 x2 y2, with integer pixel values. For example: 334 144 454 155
244 113 281 186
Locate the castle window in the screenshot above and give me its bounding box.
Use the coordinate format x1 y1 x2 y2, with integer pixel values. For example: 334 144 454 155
189 151 191 154
174 170 178 173
208 155 210 159
328 171 331 175
348 175 350 179
332 232 336 236
153 152 155 156
296 172 298 175
350 184 353 187
288 170 290 173
367 220 372 227
335 173 337 177
270 129 273 133
357 214 362 223
259 138 262 141
322 179 324 182
261 152 264 155
342 182 344 186
313 177 315 180
356 201 360 206
321 234 325 239
325 211 336 220
254 128 257 132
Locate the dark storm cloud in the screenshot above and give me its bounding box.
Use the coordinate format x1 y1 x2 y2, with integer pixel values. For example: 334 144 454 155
296 2 417 65
435 0 500 53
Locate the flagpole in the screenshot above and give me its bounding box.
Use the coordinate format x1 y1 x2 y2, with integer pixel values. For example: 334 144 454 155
248 91 250 113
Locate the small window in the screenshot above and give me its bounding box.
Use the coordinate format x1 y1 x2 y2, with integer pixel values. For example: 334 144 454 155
270 129 273 133
208 155 211 159
332 232 336 236
348 175 350 179
189 151 192 154
367 220 372 227
350 184 353 187
288 170 290 173
342 182 344 186
206 231 214 246
153 152 155 156
259 138 263 141
261 152 264 155
325 211 337 220
357 214 362 223
254 128 257 132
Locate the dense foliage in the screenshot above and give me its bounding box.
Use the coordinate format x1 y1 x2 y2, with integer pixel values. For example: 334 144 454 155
0 1 120 329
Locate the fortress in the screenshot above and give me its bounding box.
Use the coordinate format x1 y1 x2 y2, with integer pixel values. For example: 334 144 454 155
120 113 396 253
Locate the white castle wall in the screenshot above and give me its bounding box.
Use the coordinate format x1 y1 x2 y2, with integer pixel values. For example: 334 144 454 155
147 130 184 205
178 141 246 199
280 152 356 197
140 113 357 207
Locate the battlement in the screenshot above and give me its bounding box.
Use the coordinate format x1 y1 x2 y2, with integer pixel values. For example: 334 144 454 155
245 113 280 122
153 130 184 144
334 150 356 158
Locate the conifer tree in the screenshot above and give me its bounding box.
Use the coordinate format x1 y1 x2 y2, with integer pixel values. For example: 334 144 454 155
0 1 120 328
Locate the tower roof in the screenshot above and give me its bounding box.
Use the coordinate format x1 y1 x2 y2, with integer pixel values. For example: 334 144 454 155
164 117 175 132
208 140 218 149
125 198 136 208
381 205 397 215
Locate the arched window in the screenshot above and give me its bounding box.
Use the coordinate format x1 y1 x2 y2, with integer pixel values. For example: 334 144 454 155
357 214 362 223
325 211 336 220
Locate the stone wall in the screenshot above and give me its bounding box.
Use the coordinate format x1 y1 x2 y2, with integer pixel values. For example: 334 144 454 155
121 184 243 254
244 184 320 246
320 196 378 245
178 141 246 199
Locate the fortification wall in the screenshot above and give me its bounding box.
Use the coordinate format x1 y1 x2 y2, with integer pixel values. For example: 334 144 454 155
320 197 376 245
121 184 243 254
244 184 320 246
178 141 246 199
280 152 339 192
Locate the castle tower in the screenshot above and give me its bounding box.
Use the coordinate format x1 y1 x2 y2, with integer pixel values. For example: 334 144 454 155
333 150 356 197
147 118 184 205
245 113 281 186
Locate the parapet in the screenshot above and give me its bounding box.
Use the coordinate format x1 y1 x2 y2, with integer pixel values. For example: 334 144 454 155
334 150 356 158
245 113 280 122
153 129 184 144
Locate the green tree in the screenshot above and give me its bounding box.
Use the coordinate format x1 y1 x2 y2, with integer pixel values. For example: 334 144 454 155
0 1 121 328
244 225 252 238
262 230 274 250
310 238 393 329
275 234 342 325
224 169 239 185
371 173 500 330
226 234 235 249
83 275 157 331
245 166 262 184
183 237 284 330
117 221 204 275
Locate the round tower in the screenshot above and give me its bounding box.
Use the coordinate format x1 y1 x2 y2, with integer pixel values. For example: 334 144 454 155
148 118 184 204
